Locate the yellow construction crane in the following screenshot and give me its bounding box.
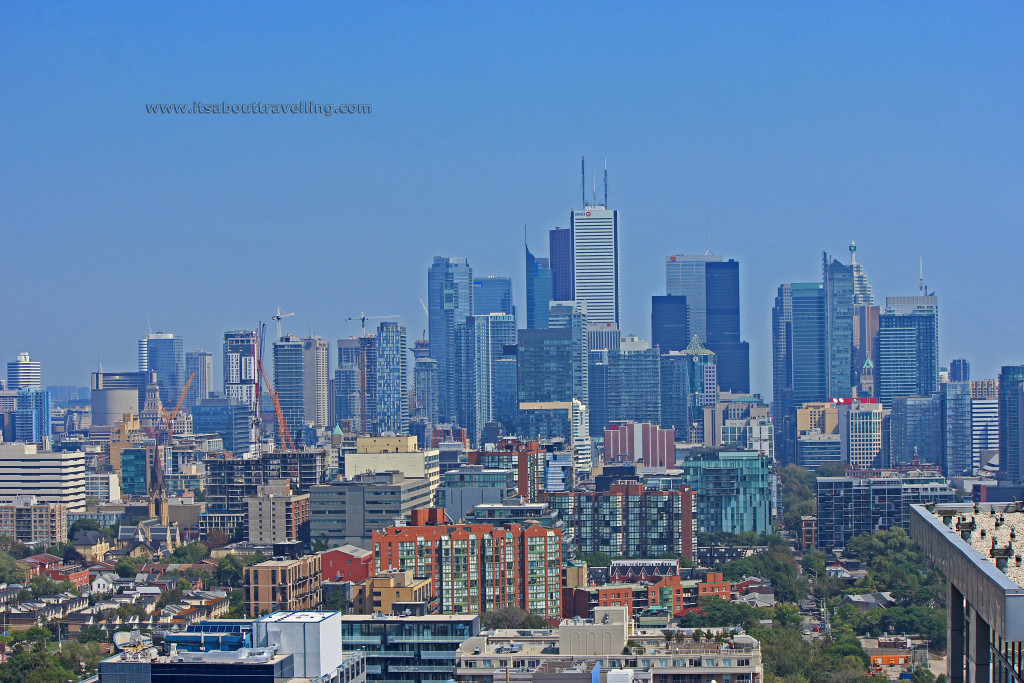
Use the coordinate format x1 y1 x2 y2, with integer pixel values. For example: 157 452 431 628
160 372 195 438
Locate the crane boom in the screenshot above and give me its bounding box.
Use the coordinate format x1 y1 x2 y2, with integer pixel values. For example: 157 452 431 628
160 372 196 438
345 311 399 335
258 357 297 451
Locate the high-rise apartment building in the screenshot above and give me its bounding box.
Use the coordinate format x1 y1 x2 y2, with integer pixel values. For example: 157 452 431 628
516 328 573 405
273 335 330 441
839 400 889 469
659 336 717 441
606 345 661 429
456 314 515 446
243 555 321 616
679 450 773 535
651 295 689 352
823 253 854 399
0 496 67 547
222 329 259 411
549 226 573 302
375 322 408 435
139 332 185 409
525 243 553 330
184 350 213 409
336 336 378 432
428 257 474 424
950 358 970 383
890 395 941 467
548 300 588 404
412 357 439 426
972 397 998 472
375 508 564 618
14 387 51 444
941 381 972 477
877 296 939 408
541 483 696 560
570 205 620 327
999 365 1024 480
6 352 41 390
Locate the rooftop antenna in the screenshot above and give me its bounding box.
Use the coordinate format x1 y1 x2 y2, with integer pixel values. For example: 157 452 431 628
593 174 597 206
581 157 585 208
603 158 608 207
919 257 929 296
146 317 153 336
706 218 710 255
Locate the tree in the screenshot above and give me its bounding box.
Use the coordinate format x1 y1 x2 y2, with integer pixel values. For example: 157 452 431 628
77 626 108 644
171 543 210 563
215 555 245 587
322 590 351 612
68 518 102 540
912 666 937 683
114 556 140 578
204 530 230 548
581 552 612 567
0 551 27 585
816 462 846 478
773 603 801 629
480 607 548 630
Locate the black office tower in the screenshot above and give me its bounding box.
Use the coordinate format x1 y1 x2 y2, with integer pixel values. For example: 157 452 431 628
651 295 689 352
705 260 750 393
549 227 573 302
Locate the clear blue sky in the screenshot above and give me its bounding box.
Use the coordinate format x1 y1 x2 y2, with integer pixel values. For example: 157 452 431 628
1 2 1021 396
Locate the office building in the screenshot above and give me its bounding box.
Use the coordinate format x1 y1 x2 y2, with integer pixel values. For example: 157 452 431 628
525 243 553 330
456 313 516 446
665 254 722 342
606 344 661 428
796 432 842 470
139 332 185 409
549 226 573 302
518 401 589 459
374 321 408 435
243 555 321 616
342 613 480 683
310 471 432 549
999 365 1024 480
274 335 330 440
245 482 311 544
438 465 517 521
473 275 515 319
374 508 563 618
877 296 939 408
350 569 434 615
679 449 772 535
823 253 854 399
816 471 953 552
428 256 474 424
6 352 41 390
659 337 717 442
972 397 999 473
193 398 251 455
650 295 689 353
223 329 259 411
342 436 441 495
517 328 573 405
910 501 1024 683
14 387 51 444
840 400 889 470
950 358 970 383
890 395 941 467
492 350 518 436
184 349 213 409
0 443 86 510
90 370 155 426
0 496 67 546
570 204 620 327
541 483 696 560
704 259 750 393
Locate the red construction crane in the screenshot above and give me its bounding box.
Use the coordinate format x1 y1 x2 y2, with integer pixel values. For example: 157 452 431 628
160 372 195 438
257 357 296 451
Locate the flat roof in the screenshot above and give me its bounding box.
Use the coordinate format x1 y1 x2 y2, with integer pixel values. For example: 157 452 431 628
259 611 339 624
342 613 478 622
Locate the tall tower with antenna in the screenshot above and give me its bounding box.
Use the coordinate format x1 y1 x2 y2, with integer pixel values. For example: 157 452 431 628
570 157 619 326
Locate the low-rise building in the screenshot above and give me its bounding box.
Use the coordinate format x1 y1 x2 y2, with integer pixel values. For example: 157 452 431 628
320 544 374 583
310 471 432 549
244 480 310 544
0 495 67 546
351 569 434 615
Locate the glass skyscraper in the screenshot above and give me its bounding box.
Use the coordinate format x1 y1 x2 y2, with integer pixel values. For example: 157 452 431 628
375 321 408 435
428 256 473 424
877 296 939 408
651 295 689 352
606 345 662 427
473 276 515 319
272 335 305 441
525 244 552 330
193 398 251 455
516 328 573 404
548 227 573 302
890 394 941 466
184 350 213 409
14 387 51 444
139 332 184 409
666 254 722 342
941 381 972 477
705 259 750 393
950 358 970 382
548 300 588 404
999 365 1024 480
823 254 854 399
456 313 515 445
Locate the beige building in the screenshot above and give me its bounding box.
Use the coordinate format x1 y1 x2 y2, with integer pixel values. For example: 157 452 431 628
244 554 322 617
0 443 86 510
245 480 311 544
352 570 434 614
344 436 440 495
108 413 144 472
0 495 67 546
796 401 841 435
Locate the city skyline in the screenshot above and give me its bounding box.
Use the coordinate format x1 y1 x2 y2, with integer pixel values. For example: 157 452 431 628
2 3 1022 395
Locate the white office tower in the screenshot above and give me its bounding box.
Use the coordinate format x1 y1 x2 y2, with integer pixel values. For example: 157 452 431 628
223 330 259 410
0 443 86 510
185 350 214 409
7 353 41 390
571 202 620 327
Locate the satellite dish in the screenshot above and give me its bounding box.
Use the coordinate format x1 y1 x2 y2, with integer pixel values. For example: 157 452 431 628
113 631 132 649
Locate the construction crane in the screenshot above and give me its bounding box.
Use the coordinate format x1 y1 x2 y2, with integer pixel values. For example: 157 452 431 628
257 356 297 451
346 311 398 335
271 306 295 341
160 372 195 439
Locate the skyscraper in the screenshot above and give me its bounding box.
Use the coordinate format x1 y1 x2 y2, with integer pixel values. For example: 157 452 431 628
516 328 574 406
375 322 408 435
428 257 473 424
972 395 998 472
890 394 941 466
456 314 516 446
184 350 213 410
849 241 873 305
666 254 722 342
570 205 620 327
14 388 51 444
651 295 689 352
525 243 552 330
548 300 588 404
950 358 970 383
413 357 439 425
273 335 330 442
876 296 939 408
941 381 972 477
548 227 573 302
222 330 259 412
139 333 185 409
6 353 41 390
473 276 515 319
999 365 1024 481
823 253 854 399
606 344 662 428
705 259 750 393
